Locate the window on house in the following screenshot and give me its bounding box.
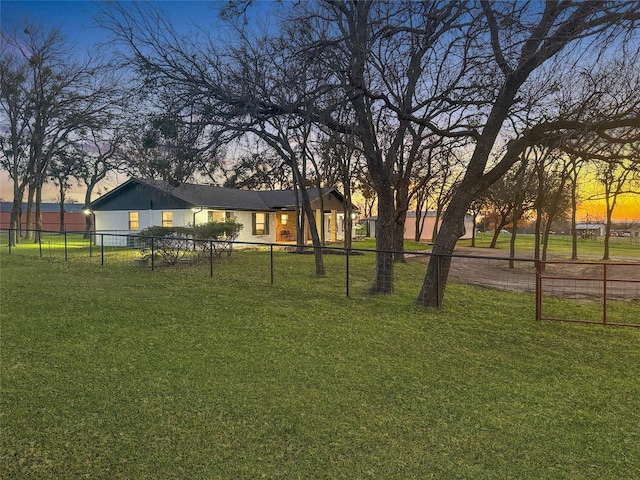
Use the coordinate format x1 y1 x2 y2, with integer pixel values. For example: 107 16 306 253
209 210 223 222
208 211 234 222
162 211 173 227
281 213 288 226
252 212 269 235
128 212 139 230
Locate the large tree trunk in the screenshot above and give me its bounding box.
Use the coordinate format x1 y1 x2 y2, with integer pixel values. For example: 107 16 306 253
542 217 553 262
291 161 324 276
431 206 443 243
417 190 470 306
371 184 395 293
25 183 35 240
292 181 305 253
414 205 425 242
59 204 66 232
84 188 94 238
393 207 408 263
392 178 412 262
34 185 43 243
58 193 66 232
489 214 510 248
8 195 23 247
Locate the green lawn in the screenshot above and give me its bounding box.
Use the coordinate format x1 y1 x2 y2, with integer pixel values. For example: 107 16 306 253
1 251 640 479
458 232 640 259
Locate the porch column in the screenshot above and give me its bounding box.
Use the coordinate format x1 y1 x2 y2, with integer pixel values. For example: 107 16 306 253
315 209 322 239
330 209 337 242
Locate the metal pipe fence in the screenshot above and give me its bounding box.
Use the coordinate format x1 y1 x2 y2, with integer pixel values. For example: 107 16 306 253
536 260 640 328
2 228 638 327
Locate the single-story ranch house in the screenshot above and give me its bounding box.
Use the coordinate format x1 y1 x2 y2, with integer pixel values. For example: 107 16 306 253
86 178 356 246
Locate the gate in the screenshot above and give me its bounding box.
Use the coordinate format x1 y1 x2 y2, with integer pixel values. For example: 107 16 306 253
536 260 640 328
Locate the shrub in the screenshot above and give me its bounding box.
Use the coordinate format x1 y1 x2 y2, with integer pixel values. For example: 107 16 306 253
192 221 242 241
137 222 244 265
192 221 243 260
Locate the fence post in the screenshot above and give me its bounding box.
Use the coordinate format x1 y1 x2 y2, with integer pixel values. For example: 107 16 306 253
39 234 43 258
210 240 213 278
89 233 93 258
270 244 274 284
151 236 155 271
64 231 68 261
8 229 11 253
346 247 350 297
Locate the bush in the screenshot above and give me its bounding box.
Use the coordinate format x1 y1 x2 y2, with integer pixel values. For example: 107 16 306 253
137 222 243 265
192 221 243 260
192 221 242 241
138 230 192 266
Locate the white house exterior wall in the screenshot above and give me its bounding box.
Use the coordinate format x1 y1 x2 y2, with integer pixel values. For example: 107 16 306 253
323 212 346 241
363 214 474 242
404 215 474 242
229 210 276 244
95 209 277 246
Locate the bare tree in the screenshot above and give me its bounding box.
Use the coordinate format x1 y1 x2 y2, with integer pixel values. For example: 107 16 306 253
1 23 120 243
316 131 363 248
97 1 640 304
222 150 292 191
77 128 125 236
418 1 640 306
99 1 330 275
531 148 572 263
566 154 586 260
594 153 639 260
507 151 537 268
49 146 83 231
302 0 473 291
0 45 30 245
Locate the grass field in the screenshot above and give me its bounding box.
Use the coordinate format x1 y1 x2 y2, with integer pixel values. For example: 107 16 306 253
2 249 640 479
458 232 640 258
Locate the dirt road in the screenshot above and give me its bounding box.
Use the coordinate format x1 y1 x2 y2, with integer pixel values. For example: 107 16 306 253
408 247 640 300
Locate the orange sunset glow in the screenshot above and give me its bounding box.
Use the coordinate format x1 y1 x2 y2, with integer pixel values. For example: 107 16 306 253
577 194 640 223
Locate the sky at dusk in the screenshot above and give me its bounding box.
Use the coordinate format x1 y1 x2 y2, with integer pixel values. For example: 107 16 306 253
1 1 638 221
0 1 271 203
1 1 227 44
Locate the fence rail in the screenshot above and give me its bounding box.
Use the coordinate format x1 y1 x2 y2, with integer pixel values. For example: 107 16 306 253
536 260 640 328
3 228 638 328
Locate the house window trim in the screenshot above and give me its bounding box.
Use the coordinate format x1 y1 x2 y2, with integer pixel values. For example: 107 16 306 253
208 210 234 223
252 212 269 236
162 211 173 227
128 212 139 231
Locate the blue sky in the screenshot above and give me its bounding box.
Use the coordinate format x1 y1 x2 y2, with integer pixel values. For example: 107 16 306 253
0 1 277 201
1 1 229 47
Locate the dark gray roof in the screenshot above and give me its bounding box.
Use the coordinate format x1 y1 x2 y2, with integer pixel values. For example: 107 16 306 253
257 188 330 209
88 178 342 212
139 179 274 211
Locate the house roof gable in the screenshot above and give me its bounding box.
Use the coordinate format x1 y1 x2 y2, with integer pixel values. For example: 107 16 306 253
88 178 356 212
